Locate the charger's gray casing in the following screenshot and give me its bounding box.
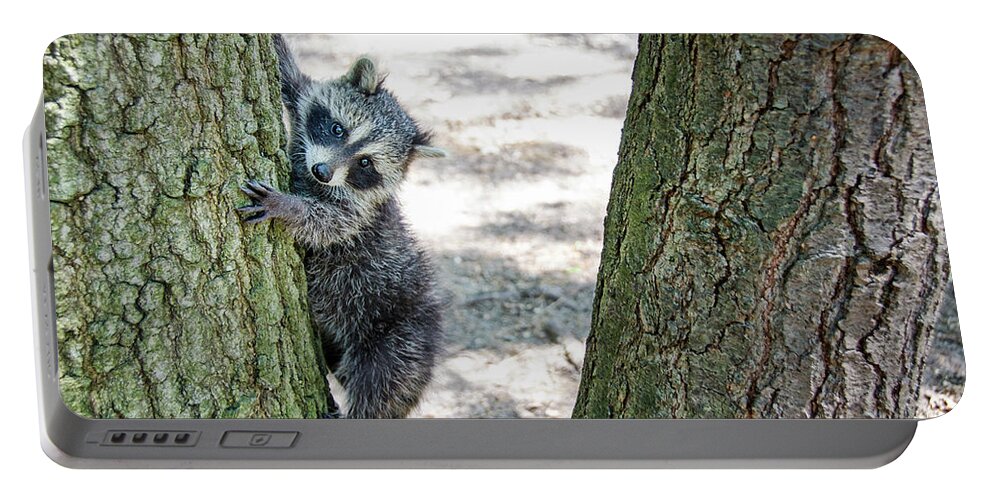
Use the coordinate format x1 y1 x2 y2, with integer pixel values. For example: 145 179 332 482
25 101 918 469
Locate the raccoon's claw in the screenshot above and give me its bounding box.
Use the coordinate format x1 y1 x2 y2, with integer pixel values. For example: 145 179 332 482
236 204 271 224
242 211 272 224
235 204 265 214
251 179 276 193
238 180 283 224
240 180 275 201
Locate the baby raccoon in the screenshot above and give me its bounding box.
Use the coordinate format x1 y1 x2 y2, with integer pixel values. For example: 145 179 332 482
238 35 446 418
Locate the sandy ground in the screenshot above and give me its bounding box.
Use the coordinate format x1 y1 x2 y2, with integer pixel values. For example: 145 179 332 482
287 34 965 419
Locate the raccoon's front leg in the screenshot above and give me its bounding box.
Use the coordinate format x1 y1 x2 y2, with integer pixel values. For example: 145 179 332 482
237 180 307 223
237 180 364 246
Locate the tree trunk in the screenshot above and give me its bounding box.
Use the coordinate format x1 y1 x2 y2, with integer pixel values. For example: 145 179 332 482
573 34 952 419
44 34 331 418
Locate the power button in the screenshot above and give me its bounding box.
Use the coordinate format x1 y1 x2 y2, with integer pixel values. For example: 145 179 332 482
220 431 298 448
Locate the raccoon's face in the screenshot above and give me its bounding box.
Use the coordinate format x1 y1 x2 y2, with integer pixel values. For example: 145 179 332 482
293 80 413 202
274 37 445 207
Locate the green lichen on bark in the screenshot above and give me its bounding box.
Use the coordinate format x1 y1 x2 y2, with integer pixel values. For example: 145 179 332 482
573 34 955 419
44 34 330 418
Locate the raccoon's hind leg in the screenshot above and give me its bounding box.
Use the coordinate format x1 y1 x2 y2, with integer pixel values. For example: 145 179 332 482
340 323 437 419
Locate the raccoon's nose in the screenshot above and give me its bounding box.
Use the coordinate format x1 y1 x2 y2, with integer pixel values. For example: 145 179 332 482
311 163 333 183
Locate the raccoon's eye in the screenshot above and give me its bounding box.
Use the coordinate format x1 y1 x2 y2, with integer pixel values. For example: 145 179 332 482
306 106 345 145
358 157 373 169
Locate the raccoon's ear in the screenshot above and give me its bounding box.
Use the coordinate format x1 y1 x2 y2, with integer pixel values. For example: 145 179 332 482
273 34 311 112
345 57 384 95
412 145 448 159
411 130 446 159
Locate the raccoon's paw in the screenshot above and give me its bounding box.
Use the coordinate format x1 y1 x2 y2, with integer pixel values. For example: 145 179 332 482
237 180 293 223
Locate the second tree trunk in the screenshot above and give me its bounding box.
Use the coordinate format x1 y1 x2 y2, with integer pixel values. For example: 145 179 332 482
574 34 952 419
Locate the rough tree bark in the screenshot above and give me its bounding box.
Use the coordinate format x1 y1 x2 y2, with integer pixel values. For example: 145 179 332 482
573 34 954 419
44 34 331 418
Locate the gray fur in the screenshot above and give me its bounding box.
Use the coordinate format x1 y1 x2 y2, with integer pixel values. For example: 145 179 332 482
239 35 445 418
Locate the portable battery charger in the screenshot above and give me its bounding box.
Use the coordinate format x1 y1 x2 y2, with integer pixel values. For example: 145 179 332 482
25 33 964 468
